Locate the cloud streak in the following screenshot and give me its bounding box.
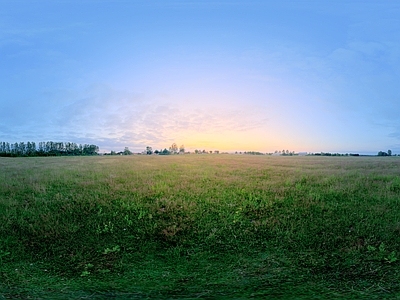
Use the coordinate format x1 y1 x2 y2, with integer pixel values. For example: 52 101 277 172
0 84 270 151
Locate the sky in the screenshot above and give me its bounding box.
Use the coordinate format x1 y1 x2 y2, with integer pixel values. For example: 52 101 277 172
1 1 400 154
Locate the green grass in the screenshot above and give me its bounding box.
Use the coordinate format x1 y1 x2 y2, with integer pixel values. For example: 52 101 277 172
1 155 400 299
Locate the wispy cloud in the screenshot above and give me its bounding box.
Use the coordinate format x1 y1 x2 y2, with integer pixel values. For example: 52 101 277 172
0 84 270 151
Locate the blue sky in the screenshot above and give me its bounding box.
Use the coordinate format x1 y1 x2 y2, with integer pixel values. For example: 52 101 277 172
1 1 399 154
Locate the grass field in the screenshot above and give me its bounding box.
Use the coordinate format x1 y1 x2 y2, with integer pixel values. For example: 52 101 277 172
1 155 400 299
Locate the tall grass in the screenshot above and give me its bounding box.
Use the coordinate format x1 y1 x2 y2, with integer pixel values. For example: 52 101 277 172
1 155 399 298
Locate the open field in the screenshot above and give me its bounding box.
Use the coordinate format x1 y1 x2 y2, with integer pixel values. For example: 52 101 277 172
1 155 400 299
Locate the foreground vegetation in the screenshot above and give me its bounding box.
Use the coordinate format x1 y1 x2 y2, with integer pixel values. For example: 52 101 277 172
1 155 400 299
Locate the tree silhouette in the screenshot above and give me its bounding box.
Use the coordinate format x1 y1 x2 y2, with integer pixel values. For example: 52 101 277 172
169 143 178 154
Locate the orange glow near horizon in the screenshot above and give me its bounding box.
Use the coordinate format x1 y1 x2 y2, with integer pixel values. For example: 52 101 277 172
170 127 298 153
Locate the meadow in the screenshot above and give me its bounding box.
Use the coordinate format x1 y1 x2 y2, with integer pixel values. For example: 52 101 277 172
1 155 400 299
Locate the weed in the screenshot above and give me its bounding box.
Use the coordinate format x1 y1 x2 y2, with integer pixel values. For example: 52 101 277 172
102 245 120 255
80 263 94 277
367 243 398 263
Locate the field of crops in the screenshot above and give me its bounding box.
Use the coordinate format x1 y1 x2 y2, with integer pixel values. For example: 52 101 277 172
1 155 400 299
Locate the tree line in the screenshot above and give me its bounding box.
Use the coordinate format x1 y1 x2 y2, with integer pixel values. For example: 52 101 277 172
377 150 392 156
145 143 223 155
145 143 186 155
0 141 99 157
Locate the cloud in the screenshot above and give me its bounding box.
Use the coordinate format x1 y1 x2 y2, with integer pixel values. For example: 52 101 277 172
0 84 269 151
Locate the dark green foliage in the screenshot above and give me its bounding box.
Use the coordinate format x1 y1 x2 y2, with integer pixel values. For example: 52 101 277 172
123 147 132 155
0 141 99 157
159 148 170 155
145 146 153 155
378 150 393 156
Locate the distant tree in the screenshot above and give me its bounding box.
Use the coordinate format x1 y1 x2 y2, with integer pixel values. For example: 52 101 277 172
123 147 132 155
245 151 264 155
83 144 99 155
0 142 11 156
154 149 159 154
11 142 19 156
215 150 219 154
18 142 26 156
179 144 185 154
4 142 10 155
146 146 153 155
388 149 392 156
26 141 36 156
161 148 170 155
195 149 199 154
169 143 178 154
378 151 388 156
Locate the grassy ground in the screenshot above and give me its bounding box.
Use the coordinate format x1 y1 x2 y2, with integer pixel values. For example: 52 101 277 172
1 155 400 299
